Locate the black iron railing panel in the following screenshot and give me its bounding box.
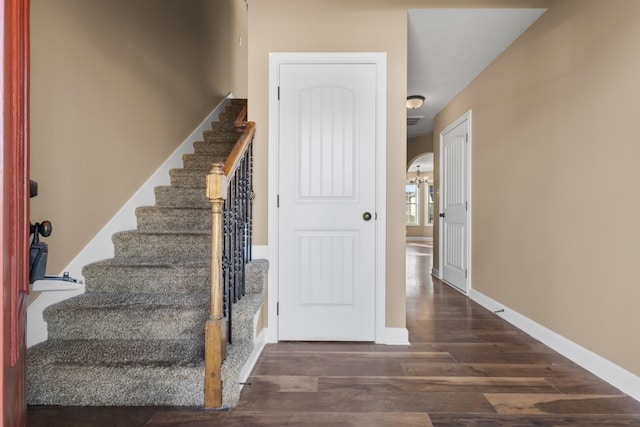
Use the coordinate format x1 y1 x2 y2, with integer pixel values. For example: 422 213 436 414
221 141 254 343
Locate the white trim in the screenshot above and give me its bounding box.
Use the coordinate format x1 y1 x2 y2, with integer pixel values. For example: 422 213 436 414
251 245 269 260
268 52 387 345
61 95 235 282
384 328 410 345
438 110 472 295
237 327 267 389
469 289 640 402
405 182 420 226
431 268 441 279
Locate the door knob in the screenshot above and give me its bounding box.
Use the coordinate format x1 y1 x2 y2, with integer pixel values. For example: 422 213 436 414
362 212 372 221
439 213 445 218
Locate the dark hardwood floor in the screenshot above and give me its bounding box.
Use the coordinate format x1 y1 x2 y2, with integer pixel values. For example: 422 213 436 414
27 243 640 426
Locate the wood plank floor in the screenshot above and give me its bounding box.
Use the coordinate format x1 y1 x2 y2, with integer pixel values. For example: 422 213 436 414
27 243 640 426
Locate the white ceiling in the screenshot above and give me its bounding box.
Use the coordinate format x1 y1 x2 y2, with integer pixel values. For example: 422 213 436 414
408 153 433 173
407 8 547 138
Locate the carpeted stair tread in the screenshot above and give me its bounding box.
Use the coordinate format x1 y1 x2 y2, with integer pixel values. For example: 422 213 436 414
182 153 230 170
83 259 209 294
193 140 236 155
112 230 211 259
136 206 211 233
45 293 209 340
202 130 241 144
27 362 204 406
155 185 209 208
221 339 253 408
230 293 264 343
245 259 269 294
28 339 203 368
84 256 210 269
168 168 210 188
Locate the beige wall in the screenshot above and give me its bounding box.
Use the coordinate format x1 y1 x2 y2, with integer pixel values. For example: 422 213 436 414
407 133 434 239
434 0 640 375
30 0 244 273
407 132 433 166
247 0 549 328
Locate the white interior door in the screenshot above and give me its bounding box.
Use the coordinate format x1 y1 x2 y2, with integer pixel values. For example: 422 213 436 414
277 61 377 341
441 114 470 293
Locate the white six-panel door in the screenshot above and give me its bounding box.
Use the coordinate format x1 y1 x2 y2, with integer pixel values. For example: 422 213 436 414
277 62 377 341
441 114 470 294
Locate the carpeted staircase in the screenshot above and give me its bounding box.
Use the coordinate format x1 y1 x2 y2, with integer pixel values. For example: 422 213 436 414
27 99 266 407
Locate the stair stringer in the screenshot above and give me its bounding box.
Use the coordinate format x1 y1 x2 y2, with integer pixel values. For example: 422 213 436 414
221 259 268 408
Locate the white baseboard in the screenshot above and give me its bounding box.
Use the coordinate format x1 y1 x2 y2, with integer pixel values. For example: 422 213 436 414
431 268 441 279
61 95 235 282
406 237 433 242
238 327 267 389
381 327 410 345
469 288 640 402
251 245 269 260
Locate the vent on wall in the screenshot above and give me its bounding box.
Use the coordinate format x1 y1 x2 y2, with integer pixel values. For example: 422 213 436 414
407 116 423 126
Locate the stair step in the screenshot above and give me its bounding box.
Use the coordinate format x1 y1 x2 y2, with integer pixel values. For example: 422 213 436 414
44 293 208 340
230 293 263 343
136 206 211 233
202 129 241 144
155 185 209 208
28 339 204 406
82 258 209 294
217 109 244 124
221 339 253 408
192 140 236 156
168 168 209 188
182 153 228 170
113 231 210 259
29 339 203 367
246 259 269 294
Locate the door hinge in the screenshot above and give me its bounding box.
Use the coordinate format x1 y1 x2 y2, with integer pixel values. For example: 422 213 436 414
277 302 279 316
465 269 468 279
466 133 469 143
277 86 280 100
277 194 280 208
466 201 468 210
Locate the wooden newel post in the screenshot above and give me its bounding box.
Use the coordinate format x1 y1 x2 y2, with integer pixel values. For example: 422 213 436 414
204 163 227 408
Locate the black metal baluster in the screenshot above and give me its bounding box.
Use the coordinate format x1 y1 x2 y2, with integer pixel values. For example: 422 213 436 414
221 133 256 345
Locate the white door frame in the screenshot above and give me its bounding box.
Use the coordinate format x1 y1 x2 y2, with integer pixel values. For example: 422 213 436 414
267 52 387 343
438 110 472 294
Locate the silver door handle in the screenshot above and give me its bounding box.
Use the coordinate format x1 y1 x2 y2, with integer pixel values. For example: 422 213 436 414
362 212 372 221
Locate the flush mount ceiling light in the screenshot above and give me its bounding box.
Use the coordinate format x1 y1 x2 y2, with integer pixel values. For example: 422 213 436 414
406 95 425 109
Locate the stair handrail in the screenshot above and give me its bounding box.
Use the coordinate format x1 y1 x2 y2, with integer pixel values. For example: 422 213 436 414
204 104 255 408
224 121 255 177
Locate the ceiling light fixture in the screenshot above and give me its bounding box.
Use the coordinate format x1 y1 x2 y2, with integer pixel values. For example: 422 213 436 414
406 95 425 109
